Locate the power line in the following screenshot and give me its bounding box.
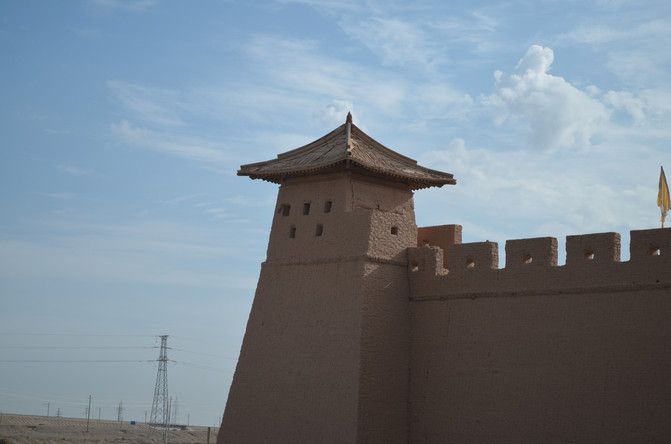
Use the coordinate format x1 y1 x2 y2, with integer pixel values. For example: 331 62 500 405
171 361 230 373
0 346 156 350
170 347 235 359
0 333 156 337
0 360 156 363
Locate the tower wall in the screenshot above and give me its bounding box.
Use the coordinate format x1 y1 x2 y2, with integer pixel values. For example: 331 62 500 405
219 173 416 443
221 260 364 443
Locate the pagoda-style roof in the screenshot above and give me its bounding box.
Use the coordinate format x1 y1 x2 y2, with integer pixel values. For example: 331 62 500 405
238 113 456 190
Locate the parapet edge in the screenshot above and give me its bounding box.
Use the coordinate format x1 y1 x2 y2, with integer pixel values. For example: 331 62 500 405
407 228 671 299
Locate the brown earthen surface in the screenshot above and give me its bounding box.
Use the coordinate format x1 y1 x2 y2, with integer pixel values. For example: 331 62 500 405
0 414 216 443
417 224 462 269
220 119 671 443
407 229 671 443
410 287 671 443
219 173 416 443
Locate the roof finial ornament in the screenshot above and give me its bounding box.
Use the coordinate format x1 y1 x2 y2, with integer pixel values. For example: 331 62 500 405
345 111 353 154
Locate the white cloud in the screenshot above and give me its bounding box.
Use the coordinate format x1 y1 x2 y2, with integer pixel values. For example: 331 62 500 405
601 88 671 131
602 90 646 122
514 44 554 73
419 137 656 254
414 45 671 255
484 45 610 150
313 99 354 126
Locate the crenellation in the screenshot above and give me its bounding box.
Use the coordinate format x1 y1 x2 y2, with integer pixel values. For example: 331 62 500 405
630 228 671 261
447 241 499 272
407 245 445 277
566 232 620 266
408 229 671 300
416 224 462 268
505 236 558 268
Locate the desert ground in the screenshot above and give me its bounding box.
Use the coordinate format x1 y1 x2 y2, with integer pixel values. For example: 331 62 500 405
0 413 218 444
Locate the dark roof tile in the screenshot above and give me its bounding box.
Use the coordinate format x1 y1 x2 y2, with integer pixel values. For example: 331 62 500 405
238 118 456 190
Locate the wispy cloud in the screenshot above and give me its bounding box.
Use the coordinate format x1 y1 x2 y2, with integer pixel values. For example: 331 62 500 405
244 35 408 112
223 195 275 207
278 1 503 70
107 80 184 127
34 192 78 200
90 0 157 12
560 19 670 46
0 218 261 290
57 164 92 176
112 119 231 164
241 34 476 127
559 17 671 86
153 194 206 205
340 17 444 69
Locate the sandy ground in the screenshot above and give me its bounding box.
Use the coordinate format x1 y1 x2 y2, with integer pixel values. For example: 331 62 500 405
0 414 219 444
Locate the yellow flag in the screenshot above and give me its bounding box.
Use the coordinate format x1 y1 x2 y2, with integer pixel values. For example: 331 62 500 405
658 166 670 227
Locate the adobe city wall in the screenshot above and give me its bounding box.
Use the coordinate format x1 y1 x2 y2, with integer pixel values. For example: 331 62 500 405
408 227 671 443
220 173 416 444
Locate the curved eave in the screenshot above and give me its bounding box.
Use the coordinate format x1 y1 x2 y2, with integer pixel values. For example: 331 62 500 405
238 159 456 190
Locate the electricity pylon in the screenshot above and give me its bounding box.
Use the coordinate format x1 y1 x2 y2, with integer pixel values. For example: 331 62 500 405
149 335 169 427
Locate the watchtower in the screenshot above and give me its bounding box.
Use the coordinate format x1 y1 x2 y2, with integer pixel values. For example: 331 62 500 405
219 114 455 443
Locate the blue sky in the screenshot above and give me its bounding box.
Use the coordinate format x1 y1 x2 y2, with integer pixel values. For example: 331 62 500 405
1 0 670 426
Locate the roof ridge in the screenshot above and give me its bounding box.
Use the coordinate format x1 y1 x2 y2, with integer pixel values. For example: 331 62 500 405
345 113 353 155
349 124 418 165
276 123 346 160
238 118 456 190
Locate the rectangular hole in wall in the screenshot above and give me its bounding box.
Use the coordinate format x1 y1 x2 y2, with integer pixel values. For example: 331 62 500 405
315 224 323 237
281 204 291 217
289 226 296 238
303 202 311 215
324 200 332 213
